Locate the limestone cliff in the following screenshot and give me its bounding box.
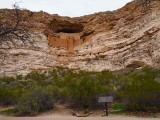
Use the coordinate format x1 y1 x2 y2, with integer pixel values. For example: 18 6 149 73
0 0 160 76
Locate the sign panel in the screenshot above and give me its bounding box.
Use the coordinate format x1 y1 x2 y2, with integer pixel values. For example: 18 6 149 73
98 96 113 103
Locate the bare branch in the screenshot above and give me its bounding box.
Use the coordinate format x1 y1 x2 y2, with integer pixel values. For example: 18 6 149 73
0 2 33 46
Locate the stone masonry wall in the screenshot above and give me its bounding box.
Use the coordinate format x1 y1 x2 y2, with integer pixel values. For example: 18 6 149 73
48 33 83 53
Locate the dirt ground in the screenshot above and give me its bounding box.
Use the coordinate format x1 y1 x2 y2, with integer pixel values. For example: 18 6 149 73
0 105 159 120
0 115 160 120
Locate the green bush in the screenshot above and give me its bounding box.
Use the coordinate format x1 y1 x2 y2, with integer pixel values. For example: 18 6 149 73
0 76 29 105
16 74 23 80
25 71 47 81
1 67 159 114
0 87 14 105
65 72 111 109
0 76 15 84
112 103 125 111
122 68 160 112
16 88 54 116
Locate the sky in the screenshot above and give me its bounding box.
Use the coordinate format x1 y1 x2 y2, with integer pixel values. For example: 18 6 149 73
0 0 132 17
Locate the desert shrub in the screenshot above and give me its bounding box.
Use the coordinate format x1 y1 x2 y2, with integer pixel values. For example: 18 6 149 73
0 87 14 105
122 68 160 112
2 67 160 114
65 72 111 109
16 74 23 80
0 79 23 105
0 76 31 106
46 85 60 100
0 85 30 106
97 70 114 94
0 76 15 84
16 88 54 116
25 71 47 81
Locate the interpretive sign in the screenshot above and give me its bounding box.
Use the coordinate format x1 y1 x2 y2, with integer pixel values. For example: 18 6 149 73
98 96 113 116
98 96 113 103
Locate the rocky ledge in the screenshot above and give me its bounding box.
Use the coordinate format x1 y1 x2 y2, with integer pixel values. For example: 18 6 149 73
0 0 160 76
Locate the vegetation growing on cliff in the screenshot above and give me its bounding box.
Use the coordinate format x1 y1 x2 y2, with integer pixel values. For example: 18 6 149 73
0 3 33 46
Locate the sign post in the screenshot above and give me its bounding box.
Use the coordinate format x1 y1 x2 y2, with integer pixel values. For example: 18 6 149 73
105 102 108 116
98 96 113 116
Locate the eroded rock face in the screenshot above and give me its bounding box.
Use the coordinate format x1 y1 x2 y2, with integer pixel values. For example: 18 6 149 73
0 0 160 76
69 12 160 71
49 18 84 33
0 33 60 76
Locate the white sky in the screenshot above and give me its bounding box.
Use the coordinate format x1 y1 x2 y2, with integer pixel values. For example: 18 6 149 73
0 0 132 17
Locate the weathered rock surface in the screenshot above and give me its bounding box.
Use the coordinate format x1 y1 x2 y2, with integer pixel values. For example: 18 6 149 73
0 0 160 76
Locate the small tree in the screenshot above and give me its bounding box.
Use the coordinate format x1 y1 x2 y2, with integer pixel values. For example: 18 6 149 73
0 2 33 46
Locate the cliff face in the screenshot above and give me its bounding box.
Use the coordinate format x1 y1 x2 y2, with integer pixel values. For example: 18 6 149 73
0 0 160 76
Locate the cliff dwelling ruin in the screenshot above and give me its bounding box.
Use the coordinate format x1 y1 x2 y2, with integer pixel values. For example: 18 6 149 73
48 18 92 53
48 33 83 53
